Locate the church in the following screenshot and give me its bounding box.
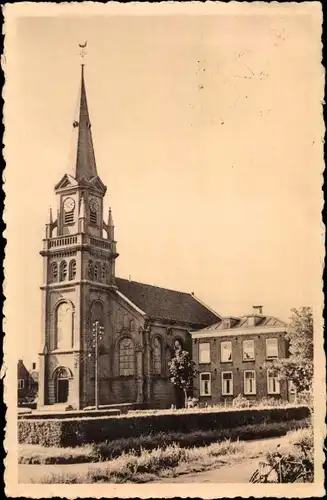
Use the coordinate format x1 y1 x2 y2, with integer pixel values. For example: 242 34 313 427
38 62 221 410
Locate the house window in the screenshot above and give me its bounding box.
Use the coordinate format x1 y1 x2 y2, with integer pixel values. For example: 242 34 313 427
221 341 232 362
199 372 211 396
69 260 76 280
266 338 279 359
199 342 211 364
119 338 134 376
244 370 256 395
94 262 100 281
243 340 255 361
18 379 24 390
51 263 58 282
152 337 162 375
267 370 280 395
59 261 67 281
288 380 296 394
222 372 233 396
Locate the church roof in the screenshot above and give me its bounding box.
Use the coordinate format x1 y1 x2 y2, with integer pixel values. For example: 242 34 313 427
115 278 221 327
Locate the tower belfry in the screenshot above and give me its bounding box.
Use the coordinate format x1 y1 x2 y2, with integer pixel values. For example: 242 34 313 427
38 45 118 409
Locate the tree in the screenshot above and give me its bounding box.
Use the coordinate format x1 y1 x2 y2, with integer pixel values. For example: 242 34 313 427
286 306 313 360
266 307 314 395
169 350 197 408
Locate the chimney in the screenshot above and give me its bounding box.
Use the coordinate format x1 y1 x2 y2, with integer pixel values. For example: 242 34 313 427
252 305 263 315
32 362 36 370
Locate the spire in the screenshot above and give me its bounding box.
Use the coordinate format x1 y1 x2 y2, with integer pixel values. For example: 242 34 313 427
74 63 98 181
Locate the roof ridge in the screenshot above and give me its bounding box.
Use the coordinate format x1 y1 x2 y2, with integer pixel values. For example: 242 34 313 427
116 276 192 295
191 294 222 319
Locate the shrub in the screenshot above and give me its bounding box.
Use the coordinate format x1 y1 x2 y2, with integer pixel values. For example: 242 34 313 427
19 418 309 464
18 405 310 448
232 394 250 408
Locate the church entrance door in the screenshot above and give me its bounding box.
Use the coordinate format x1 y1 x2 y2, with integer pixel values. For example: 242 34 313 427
54 367 71 404
57 379 69 403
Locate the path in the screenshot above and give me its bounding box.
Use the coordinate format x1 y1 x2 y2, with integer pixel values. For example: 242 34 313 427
155 458 260 483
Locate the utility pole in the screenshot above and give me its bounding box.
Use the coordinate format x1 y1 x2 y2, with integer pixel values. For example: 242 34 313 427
92 320 104 410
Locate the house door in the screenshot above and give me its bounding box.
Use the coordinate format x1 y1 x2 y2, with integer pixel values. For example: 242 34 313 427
57 378 69 403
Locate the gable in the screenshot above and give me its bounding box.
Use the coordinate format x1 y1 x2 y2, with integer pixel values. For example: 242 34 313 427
54 174 78 191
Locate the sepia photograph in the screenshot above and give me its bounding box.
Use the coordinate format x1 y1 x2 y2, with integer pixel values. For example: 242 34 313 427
3 1 325 498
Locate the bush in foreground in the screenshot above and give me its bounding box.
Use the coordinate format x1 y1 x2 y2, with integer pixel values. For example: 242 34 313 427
18 405 310 447
19 418 309 464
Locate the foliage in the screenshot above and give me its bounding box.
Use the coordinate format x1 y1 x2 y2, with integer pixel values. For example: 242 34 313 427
265 307 314 394
258 427 314 483
19 418 310 464
169 350 196 406
232 394 250 408
18 405 310 447
287 307 313 360
29 439 245 483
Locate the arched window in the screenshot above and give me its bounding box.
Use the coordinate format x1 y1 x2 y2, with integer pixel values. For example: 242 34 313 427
90 301 104 330
55 302 74 350
69 260 76 280
174 338 183 353
130 319 135 331
88 260 94 280
119 338 134 376
116 309 122 328
101 263 108 282
51 263 58 283
152 337 162 375
123 314 129 329
94 262 100 281
59 261 67 281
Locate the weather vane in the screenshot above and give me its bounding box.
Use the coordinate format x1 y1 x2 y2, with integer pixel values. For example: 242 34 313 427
79 41 88 64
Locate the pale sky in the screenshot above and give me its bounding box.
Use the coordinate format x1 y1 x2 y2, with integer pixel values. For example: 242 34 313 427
4 3 324 366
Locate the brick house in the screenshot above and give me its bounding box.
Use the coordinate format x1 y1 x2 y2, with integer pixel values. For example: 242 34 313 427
17 360 38 403
191 312 292 404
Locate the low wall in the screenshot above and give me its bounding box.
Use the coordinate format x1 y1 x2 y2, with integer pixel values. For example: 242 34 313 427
18 405 310 448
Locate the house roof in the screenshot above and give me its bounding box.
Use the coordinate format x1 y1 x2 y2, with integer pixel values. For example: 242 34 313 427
115 277 220 327
191 314 288 336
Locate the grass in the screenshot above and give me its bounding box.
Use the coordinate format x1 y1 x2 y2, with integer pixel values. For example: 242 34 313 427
27 439 245 484
19 418 310 465
20 423 314 484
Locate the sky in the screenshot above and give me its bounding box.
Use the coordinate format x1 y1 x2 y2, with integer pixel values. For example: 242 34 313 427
4 3 324 367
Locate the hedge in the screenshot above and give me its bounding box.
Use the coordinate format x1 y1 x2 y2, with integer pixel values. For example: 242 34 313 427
18 408 121 420
18 405 310 448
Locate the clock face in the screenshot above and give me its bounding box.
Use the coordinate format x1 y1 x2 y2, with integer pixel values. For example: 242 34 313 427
89 198 99 212
63 197 75 212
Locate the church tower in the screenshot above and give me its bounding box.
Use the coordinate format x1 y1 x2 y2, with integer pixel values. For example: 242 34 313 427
38 60 119 409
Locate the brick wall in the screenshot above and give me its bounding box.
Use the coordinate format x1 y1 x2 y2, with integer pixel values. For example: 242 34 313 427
193 331 289 404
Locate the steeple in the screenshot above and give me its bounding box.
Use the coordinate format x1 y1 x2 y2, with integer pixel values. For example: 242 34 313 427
74 64 98 181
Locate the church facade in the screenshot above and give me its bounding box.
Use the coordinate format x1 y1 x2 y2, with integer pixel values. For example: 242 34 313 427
38 64 221 410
